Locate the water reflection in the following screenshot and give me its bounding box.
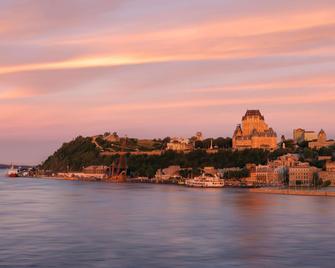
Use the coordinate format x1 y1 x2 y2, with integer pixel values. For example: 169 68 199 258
1 173 335 267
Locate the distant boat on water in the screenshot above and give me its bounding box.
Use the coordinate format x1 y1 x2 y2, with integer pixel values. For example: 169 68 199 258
7 165 19 177
185 173 224 188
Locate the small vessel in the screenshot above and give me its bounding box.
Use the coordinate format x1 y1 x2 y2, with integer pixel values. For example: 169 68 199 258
185 173 224 188
7 165 19 177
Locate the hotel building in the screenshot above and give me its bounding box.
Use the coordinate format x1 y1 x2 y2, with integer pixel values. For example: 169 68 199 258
233 110 277 150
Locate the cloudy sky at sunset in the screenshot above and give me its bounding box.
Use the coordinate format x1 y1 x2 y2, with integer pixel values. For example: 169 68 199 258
1 0 335 164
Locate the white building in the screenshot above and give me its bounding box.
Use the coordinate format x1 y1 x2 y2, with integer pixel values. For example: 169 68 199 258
166 137 192 151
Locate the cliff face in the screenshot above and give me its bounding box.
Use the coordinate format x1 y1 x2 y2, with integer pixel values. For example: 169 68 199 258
41 136 102 172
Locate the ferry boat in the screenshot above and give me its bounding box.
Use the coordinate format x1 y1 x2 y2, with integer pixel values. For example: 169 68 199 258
7 165 19 177
185 173 224 188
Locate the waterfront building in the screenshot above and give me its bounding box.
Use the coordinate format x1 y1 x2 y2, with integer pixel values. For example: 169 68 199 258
288 163 318 187
166 137 193 151
308 129 335 149
232 110 277 150
250 165 282 185
250 165 279 185
246 154 318 186
83 165 109 174
319 161 335 186
270 154 319 187
319 171 335 186
155 165 181 180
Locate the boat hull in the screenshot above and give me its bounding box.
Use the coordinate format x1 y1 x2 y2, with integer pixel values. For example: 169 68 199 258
186 184 224 188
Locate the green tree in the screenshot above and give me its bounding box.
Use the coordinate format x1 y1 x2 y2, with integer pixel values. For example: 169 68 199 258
312 172 322 188
322 180 331 188
303 148 315 160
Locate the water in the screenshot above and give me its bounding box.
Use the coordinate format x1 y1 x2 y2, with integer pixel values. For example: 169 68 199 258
1 170 335 267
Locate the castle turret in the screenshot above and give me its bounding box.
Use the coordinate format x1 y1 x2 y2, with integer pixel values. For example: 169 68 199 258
318 129 327 142
234 124 242 136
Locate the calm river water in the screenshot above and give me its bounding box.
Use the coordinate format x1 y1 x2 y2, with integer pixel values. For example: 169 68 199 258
1 170 335 267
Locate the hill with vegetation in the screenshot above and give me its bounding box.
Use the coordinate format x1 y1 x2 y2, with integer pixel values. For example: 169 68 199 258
92 132 168 152
92 132 232 152
41 135 335 177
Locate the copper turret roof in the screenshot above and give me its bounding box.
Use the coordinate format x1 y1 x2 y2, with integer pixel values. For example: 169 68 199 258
242 109 264 120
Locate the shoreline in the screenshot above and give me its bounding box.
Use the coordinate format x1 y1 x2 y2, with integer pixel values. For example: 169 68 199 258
249 188 335 197
6 175 335 196
34 175 156 183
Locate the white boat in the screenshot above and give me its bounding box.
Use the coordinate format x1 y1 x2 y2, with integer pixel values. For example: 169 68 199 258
7 165 19 177
185 173 224 188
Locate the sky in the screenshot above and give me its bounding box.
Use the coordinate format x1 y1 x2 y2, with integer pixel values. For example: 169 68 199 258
0 0 335 165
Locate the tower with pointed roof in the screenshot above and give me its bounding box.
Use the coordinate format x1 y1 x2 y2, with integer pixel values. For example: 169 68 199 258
318 129 327 143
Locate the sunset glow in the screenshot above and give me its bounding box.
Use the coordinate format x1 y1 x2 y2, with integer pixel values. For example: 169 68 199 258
0 0 335 164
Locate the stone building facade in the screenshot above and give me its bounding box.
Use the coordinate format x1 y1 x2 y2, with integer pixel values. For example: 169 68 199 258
273 154 300 168
248 154 318 187
303 131 318 142
319 161 335 186
288 163 318 187
293 128 305 143
166 138 193 151
293 129 318 143
250 165 282 185
308 129 335 149
233 110 277 150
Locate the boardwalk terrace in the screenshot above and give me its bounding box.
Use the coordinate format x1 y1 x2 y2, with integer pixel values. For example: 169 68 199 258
233 110 277 150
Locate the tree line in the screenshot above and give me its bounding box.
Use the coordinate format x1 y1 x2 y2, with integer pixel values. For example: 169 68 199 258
41 136 335 178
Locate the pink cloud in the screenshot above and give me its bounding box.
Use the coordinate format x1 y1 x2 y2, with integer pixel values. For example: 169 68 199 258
1 5 335 75
0 0 335 163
